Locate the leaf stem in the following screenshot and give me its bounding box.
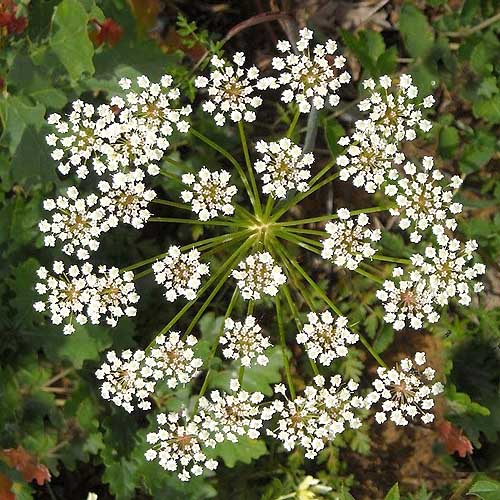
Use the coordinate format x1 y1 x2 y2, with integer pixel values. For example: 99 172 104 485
149 217 242 227
372 254 411 265
152 199 191 210
275 294 296 399
238 121 262 216
286 108 301 138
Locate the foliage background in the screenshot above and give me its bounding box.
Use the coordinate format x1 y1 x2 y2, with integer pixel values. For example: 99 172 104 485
0 0 499 498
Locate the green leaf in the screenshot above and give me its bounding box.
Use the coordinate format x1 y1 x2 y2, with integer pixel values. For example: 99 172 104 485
384 482 400 500
102 457 138 500
49 0 95 80
468 479 500 500
0 96 45 154
458 130 495 173
438 126 460 159
399 3 435 57
473 95 500 124
212 436 267 468
210 346 284 396
324 119 345 157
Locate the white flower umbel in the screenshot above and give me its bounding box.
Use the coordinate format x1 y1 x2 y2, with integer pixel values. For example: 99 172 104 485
376 267 438 331
297 312 358 365
254 138 313 198
356 74 434 142
87 267 139 327
98 170 156 229
220 316 271 367
263 376 366 459
181 168 237 221
95 349 155 413
39 186 109 260
46 74 191 178
272 28 350 113
46 100 115 178
414 237 486 307
107 74 191 171
148 332 203 388
153 246 209 302
145 411 218 481
321 209 381 270
385 157 463 243
337 131 404 193
194 52 274 126
33 262 94 335
366 352 444 426
232 252 287 300
197 380 265 445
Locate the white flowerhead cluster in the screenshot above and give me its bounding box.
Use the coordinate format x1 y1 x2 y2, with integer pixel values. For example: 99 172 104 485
95 349 156 413
87 266 139 327
39 187 108 260
195 52 275 126
262 375 367 459
321 209 381 270
365 352 444 426
145 411 218 481
197 380 265 445
376 267 438 331
337 132 404 193
33 262 94 335
220 316 271 367
272 28 350 113
46 74 191 178
297 312 358 365
357 74 434 141
181 168 237 221
377 237 485 330
385 157 463 243
413 237 486 307
254 138 313 198
149 332 203 388
98 170 156 229
152 246 209 302
232 252 287 300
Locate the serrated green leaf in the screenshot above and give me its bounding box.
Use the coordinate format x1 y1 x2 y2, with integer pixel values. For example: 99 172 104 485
473 95 500 124
102 457 138 500
399 3 435 58
49 0 95 80
384 482 400 500
212 436 267 467
324 119 345 157
439 126 460 159
468 479 500 500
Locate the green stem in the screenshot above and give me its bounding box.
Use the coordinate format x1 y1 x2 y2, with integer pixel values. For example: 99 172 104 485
133 268 152 281
190 127 257 212
164 156 195 173
276 230 322 256
372 254 411 265
150 236 255 344
281 286 319 376
285 227 327 236
192 288 240 414
278 206 391 226
286 108 301 138
354 267 384 285
238 365 245 384
309 158 336 186
149 217 241 227
152 199 191 210
238 121 262 216
271 172 340 222
275 294 296 399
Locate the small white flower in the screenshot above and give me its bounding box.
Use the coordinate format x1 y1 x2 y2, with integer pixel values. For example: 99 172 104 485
322 210 381 270
98 170 156 229
220 316 271 367
149 331 203 388
254 138 313 198
366 353 443 426
232 252 286 300
39 187 109 259
197 383 265 446
96 349 155 412
195 53 274 126
265 376 367 458
145 410 218 481
153 246 209 301
297 312 358 365
181 168 237 221
272 28 350 113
